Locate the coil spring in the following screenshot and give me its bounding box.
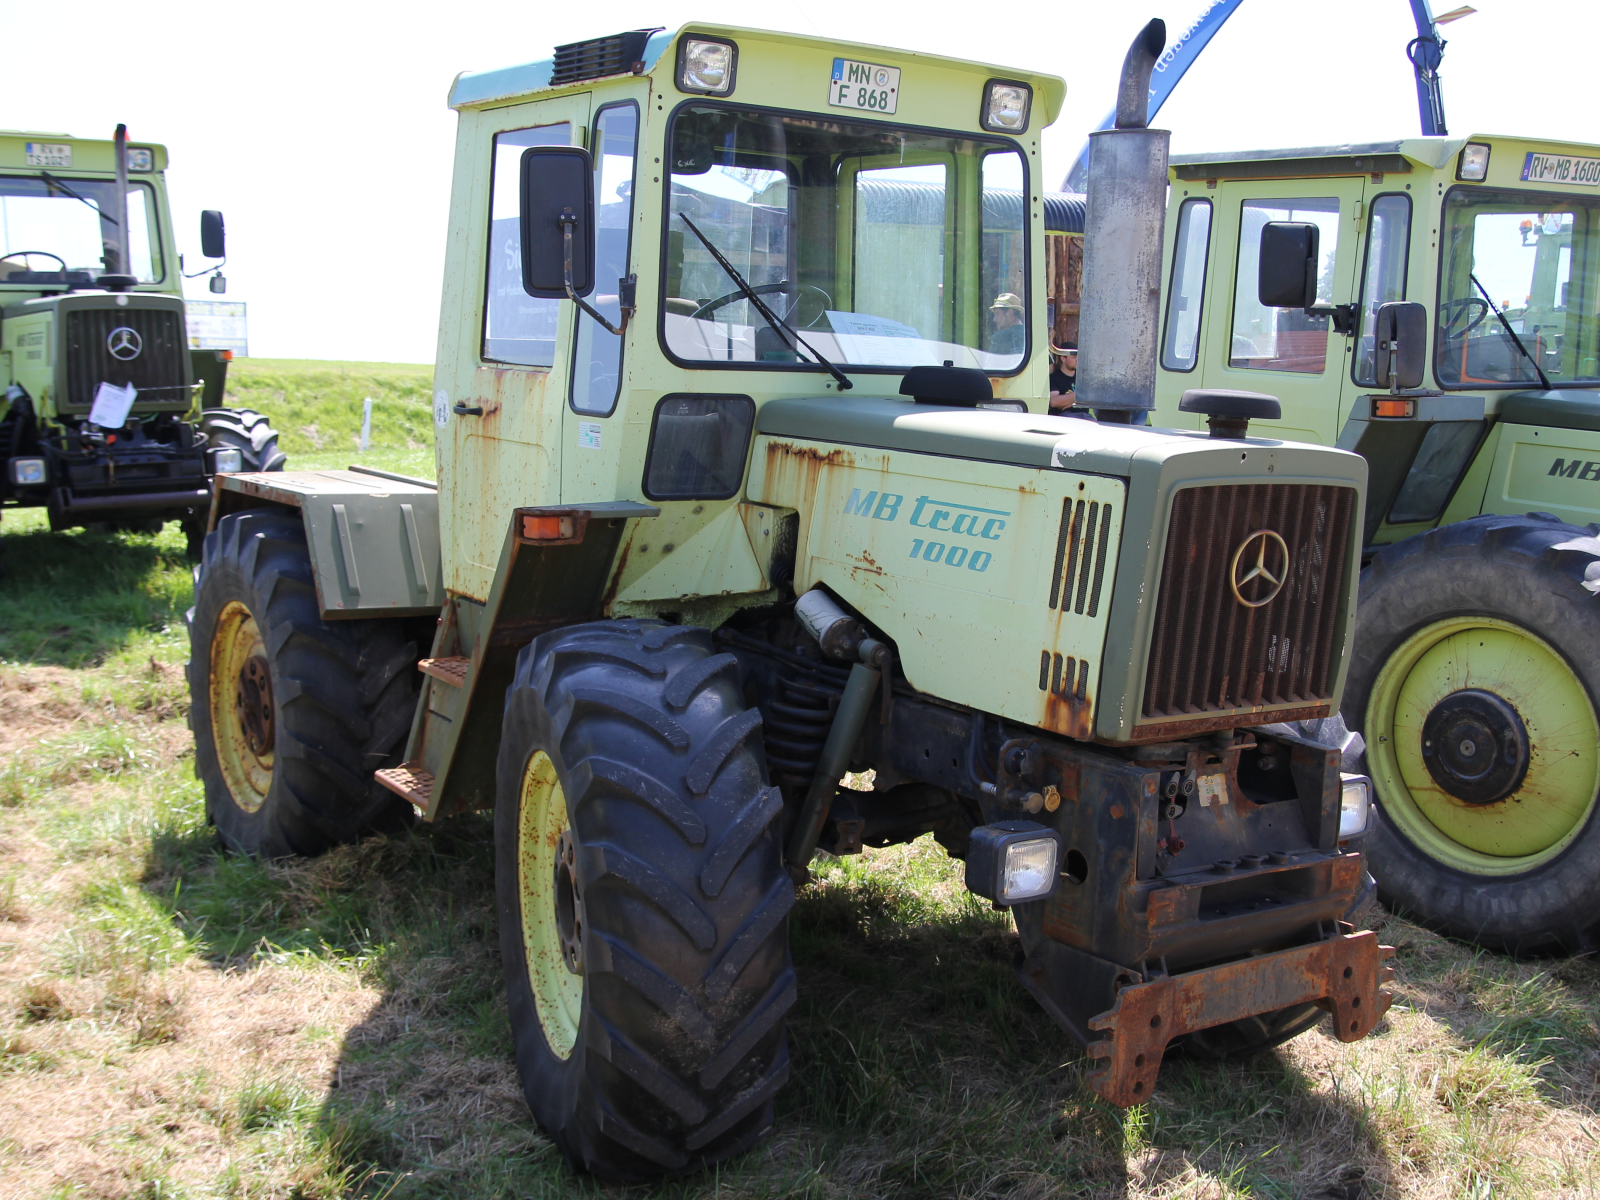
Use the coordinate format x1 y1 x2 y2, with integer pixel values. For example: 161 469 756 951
764 676 837 779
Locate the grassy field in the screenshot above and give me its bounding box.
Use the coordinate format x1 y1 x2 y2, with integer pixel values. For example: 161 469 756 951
1 361 1599 1198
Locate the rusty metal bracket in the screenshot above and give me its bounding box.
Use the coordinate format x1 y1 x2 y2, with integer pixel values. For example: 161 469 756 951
1084 930 1395 1107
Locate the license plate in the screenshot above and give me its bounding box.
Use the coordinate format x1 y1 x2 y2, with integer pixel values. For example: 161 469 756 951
828 58 900 114
1521 152 1600 187
25 142 71 168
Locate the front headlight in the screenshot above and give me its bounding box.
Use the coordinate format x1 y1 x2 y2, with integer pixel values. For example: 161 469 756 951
965 820 1062 905
208 447 244 475
677 37 736 95
1339 773 1372 839
8 457 46 486
981 80 1032 133
1456 142 1491 181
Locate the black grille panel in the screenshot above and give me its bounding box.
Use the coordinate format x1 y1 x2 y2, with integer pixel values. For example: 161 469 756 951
64 308 188 410
1142 483 1355 722
1048 497 1114 617
550 29 659 85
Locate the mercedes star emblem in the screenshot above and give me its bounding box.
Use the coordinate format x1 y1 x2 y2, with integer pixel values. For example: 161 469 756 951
106 327 142 361
1229 530 1290 608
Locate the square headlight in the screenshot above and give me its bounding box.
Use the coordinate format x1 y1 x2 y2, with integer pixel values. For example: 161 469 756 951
1339 773 1372 839
981 80 1032 134
677 37 736 95
965 820 1062 905
127 147 154 172
1457 142 1491 181
8 457 46 486
207 447 243 475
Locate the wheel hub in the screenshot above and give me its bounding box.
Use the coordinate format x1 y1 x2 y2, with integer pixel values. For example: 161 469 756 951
553 829 584 975
1420 688 1530 804
235 655 275 757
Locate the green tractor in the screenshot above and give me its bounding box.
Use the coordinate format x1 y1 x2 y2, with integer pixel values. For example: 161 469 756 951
1152 134 1600 955
189 20 1392 1179
0 125 284 558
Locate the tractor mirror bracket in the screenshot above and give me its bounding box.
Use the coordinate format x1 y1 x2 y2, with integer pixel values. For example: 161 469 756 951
1373 301 1428 391
519 146 631 335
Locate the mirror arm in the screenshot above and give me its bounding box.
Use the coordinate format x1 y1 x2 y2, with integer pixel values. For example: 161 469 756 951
1305 303 1358 336
561 217 632 336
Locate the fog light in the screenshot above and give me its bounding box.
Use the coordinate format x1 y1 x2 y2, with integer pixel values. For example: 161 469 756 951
8 457 45 486
965 820 1062 905
677 37 736 94
1457 142 1491 181
1339 773 1372 838
981 80 1032 133
208 447 243 474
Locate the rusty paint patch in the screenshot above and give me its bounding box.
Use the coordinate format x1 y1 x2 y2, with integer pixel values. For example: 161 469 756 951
1108 803 1124 820
1130 703 1330 742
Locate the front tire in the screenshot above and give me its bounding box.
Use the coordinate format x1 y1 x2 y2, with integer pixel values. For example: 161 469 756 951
495 620 795 1180
1345 514 1600 955
187 510 417 856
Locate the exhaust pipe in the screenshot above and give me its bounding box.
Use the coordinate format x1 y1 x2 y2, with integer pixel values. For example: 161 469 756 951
112 124 131 277
1075 19 1169 422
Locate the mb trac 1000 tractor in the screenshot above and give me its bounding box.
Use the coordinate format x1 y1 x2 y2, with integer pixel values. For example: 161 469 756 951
189 20 1391 1179
1151 135 1600 957
0 126 283 557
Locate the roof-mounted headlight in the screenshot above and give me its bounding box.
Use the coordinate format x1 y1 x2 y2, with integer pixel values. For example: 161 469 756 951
981 80 1032 134
677 36 736 95
1457 142 1491 181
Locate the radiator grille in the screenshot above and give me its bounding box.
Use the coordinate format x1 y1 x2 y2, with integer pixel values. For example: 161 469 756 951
64 308 189 411
1142 483 1355 722
550 29 658 84
1048 497 1114 616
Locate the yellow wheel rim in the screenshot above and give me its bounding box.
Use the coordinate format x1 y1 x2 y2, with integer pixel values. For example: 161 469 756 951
208 600 274 814
1366 616 1600 874
517 750 583 1060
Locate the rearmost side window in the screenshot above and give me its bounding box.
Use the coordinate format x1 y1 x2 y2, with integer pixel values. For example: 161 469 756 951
1353 193 1412 385
483 122 571 367
1161 198 1211 371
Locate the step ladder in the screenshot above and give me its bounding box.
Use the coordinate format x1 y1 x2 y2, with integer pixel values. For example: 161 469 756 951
375 656 471 813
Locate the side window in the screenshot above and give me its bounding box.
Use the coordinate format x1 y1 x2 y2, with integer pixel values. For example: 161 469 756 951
1230 196 1340 374
571 104 639 415
483 122 571 367
980 149 1027 367
1161 198 1211 370
1353 194 1412 385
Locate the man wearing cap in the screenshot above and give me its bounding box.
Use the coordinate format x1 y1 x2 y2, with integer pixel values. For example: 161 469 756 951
1048 341 1077 411
989 293 1025 355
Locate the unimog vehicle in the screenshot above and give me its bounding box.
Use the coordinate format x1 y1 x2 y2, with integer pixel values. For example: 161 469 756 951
189 20 1392 1179
0 125 283 556
1150 135 1600 957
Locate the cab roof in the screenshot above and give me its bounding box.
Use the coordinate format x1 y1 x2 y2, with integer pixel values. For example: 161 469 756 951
448 21 1066 126
1170 134 1600 182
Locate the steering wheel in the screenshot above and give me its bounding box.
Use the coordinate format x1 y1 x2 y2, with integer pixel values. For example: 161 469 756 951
0 250 68 274
1440 296 1490 340
691 282 833 329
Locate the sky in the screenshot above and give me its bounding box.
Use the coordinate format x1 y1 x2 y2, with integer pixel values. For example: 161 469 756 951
3 0 1594 364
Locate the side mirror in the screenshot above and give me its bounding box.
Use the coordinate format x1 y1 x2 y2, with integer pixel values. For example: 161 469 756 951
200 210 226 259
1373 300 1427 390
519 146 594 299
1258 221 1319 309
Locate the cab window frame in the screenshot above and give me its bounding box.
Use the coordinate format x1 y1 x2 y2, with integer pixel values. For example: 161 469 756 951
1160 196 1212 372
1351 191 1412 387
0 177 165 286
481 119 573 370
569 99 641 417
655 97 1032 378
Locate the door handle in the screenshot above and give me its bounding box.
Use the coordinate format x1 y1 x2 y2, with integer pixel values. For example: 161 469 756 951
452 401 484 417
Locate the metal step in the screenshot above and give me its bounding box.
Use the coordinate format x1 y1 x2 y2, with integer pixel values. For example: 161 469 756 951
376 763 435 810
419 656 470 686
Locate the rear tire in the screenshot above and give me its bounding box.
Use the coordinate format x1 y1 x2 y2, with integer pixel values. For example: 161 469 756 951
1345 514 1600 955
495 619 795 1180
187 509 417 856
199 407 287 473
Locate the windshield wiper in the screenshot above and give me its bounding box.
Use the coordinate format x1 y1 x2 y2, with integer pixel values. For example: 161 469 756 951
678 213 851 391
38 172 117 225
1471 273 1552 390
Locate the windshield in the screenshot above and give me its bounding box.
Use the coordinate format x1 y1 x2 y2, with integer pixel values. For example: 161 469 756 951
662 104 1028 373
0 176 161 286
1437 186 1600 387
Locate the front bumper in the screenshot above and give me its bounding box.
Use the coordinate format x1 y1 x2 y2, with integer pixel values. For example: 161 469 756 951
1080 929 1393 1105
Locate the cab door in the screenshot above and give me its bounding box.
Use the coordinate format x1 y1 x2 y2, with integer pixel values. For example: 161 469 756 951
1195 176 1369 445
435 92 590 600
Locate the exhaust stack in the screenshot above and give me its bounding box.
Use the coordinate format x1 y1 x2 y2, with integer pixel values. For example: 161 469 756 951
112 124 131 277
1075 19 1169 421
